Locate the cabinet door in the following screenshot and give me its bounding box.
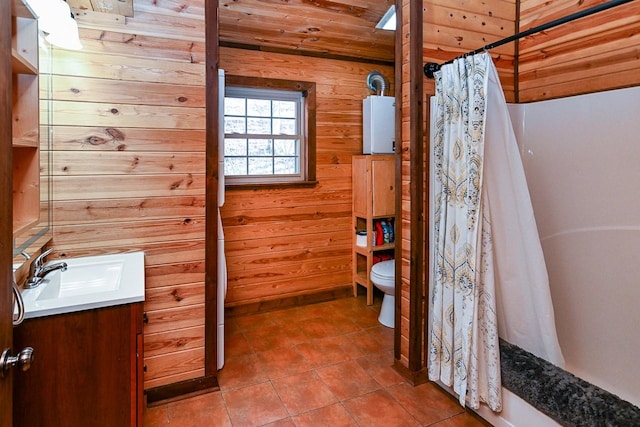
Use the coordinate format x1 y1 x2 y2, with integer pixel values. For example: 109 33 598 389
352 156 369 216
371 157 395 217
13 305 140 427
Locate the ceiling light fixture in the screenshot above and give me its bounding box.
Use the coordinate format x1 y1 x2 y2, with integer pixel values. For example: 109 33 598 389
375 5 396 31
25 0 83 50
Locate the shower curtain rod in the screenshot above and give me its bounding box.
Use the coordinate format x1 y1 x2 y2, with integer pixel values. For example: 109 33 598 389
423 0 635 78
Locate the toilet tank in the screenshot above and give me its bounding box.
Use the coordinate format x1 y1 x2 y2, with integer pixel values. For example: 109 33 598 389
363 95 395 154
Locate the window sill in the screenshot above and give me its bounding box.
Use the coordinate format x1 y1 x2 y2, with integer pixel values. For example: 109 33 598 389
225 180 319 191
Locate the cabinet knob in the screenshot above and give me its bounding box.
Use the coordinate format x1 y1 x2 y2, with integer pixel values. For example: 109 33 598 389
0 347 34 377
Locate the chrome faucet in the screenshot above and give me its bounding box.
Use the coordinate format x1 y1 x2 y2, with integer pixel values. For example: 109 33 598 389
25 248 68 289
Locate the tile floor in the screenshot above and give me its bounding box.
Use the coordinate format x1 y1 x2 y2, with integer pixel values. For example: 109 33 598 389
143 294 491 426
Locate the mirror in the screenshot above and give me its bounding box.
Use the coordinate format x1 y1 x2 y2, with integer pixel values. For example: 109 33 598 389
12 34 52 270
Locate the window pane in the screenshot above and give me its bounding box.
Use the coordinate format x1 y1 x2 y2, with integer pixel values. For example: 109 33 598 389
247 99 271 117
248 158 273 175
225 97 245 115
225 138 247 156
225 157 247 176
248 139 273 156
274 139 297 156
272 118 296 135
275 157 298 174
273 100 296 118
225 117 246 134
224 83 310 184
247 117 271 134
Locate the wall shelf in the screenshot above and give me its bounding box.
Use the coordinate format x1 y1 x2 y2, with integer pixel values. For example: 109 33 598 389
11 48 38 75
13 146 40 235
11 0 41 243
11 9 38 74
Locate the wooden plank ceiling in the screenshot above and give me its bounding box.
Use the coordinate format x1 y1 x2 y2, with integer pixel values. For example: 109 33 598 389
69 0 134 17
68 0 397 63
219 0 396 62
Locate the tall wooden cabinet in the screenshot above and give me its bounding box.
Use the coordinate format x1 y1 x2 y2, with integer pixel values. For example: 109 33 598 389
11 0 41 238
352 155 395 305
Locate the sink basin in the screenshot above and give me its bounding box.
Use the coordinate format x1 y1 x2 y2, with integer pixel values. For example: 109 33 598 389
21 251 145 319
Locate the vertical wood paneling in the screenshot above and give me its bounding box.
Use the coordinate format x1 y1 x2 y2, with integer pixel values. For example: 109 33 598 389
399 0 412 370
397 0 429 381
49 3 206 389
220 47 393 308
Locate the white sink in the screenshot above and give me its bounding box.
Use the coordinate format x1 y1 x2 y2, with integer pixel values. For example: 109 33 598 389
21 251 145 319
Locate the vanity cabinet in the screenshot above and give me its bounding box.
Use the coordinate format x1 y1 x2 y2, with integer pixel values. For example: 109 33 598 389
12 303 144 427
352 155 395 305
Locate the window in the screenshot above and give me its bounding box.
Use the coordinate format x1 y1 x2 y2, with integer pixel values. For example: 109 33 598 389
223 76 316 187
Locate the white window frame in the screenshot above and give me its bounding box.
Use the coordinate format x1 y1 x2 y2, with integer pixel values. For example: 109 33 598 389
224 86 307 185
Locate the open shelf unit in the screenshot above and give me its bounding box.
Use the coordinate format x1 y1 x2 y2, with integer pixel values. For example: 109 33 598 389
11 0 41 237
352 154 395 305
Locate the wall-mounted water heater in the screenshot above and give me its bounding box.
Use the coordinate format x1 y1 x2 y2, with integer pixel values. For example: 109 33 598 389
363 95 395 154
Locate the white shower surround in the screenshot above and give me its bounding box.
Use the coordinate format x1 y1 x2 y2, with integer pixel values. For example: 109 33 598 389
431 84 640 427
507 86 640 408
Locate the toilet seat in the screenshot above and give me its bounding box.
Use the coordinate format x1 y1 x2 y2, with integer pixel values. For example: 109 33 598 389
371 259 394 288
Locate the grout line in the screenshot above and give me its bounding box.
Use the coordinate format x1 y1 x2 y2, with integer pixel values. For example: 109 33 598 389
216 390 234 426
205 298 382 425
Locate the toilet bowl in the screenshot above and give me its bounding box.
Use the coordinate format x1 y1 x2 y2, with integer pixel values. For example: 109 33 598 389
370 259 395 328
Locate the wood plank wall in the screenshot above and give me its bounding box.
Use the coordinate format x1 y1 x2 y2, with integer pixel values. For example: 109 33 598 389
518 0 640 102
49 2 394 389
49 0 207 390
219 47 394 309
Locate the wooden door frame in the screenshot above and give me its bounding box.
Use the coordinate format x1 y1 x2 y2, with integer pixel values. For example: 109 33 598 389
392 0 428 384
407 0 426 379
204 0 220 381
1 0 15 423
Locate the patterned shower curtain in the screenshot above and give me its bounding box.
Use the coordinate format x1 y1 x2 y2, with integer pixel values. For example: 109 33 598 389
429 53 502 411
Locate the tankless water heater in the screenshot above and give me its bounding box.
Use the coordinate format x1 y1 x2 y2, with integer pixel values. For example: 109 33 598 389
363 95 395 154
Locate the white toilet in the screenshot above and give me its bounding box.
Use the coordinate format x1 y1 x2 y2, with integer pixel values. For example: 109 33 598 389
370 259 395 328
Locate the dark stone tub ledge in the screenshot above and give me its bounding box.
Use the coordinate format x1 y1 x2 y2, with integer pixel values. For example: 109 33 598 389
499 339 640 427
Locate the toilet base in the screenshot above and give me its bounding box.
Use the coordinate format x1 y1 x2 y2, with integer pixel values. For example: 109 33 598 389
378 293 395 328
